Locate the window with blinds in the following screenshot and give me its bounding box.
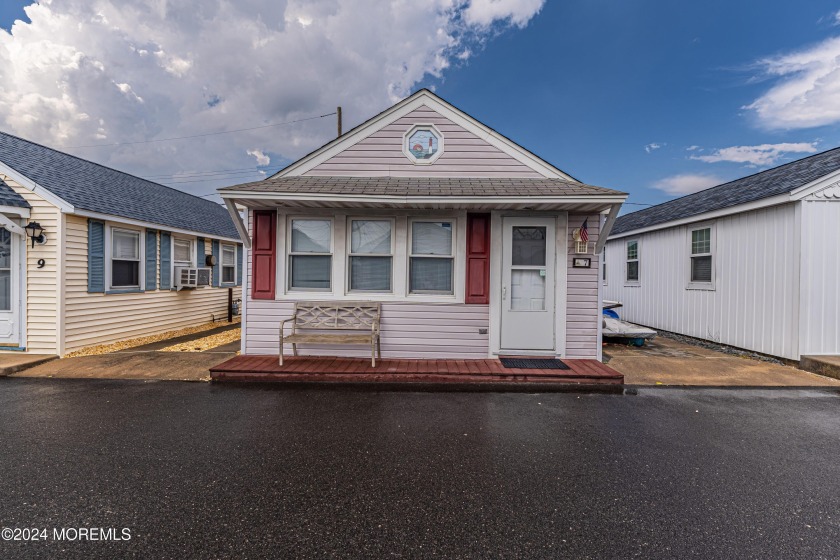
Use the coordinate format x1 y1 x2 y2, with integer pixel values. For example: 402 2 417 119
409 221 454 294
221 244 236 284
625 239 639 283
111 228 140 288
348 219 392 292
289 219 332 290
173 238 193 268
690 227 712 283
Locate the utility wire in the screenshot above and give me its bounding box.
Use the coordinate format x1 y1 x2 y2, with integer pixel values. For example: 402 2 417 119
145 165 283 179
63 112 336 149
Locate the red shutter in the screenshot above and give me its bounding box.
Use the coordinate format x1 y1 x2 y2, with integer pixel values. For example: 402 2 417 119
465 213 490 304
251 210 276 300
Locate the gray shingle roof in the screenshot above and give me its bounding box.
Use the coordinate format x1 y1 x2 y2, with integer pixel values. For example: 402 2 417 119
612 147 840 235
222 176 626 197
0 131 239 239
0 178 31 209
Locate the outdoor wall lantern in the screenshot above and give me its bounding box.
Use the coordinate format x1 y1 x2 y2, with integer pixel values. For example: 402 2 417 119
24 221 46 248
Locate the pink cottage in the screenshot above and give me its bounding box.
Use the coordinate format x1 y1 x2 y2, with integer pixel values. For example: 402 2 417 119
216 90 627 383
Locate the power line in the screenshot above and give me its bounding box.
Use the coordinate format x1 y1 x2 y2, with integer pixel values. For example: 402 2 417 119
145 165 283 179
63 112 337 149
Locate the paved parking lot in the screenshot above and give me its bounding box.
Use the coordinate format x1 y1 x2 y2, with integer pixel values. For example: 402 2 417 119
0 379 838 558
605 336 840 386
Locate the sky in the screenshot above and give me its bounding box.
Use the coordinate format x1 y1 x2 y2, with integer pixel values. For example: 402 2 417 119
3 1 840 211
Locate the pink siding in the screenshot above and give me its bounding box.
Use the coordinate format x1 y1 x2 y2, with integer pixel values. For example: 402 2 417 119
304 106 544 178
245 300 490 359
565 214 601 359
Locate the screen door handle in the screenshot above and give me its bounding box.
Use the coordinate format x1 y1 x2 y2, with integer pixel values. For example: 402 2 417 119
502 286 507 300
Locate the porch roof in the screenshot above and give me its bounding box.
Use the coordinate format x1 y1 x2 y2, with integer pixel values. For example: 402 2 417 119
219 176 627 212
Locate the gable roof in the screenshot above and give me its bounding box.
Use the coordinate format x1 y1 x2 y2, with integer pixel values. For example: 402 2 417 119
225 176 624 198
612 147 840 236
0 178 31 209
270 89 579 181
0 131 239 240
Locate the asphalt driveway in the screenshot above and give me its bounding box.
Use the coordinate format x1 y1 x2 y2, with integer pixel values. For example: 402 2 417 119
0 378 838 558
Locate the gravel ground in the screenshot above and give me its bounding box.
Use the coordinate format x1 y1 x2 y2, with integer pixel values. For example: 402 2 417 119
65 319 240 357
656 329 785 365
159 327 241 352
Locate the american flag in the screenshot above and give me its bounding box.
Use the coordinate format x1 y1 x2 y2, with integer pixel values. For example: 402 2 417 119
579 219 589 243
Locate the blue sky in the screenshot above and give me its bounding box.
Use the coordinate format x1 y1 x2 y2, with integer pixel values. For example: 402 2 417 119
3 1 840 209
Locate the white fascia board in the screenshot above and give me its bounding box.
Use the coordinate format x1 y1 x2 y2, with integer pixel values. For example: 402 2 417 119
608 193 792 240
273 90 575 180
0 213 26 235
0 162 75 213
789 168 840 200
0 205 30 218
224 198 251 249
72 209 241 243
219 191 627 206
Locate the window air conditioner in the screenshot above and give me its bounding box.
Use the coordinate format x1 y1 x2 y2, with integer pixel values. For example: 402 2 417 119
174 267 212 290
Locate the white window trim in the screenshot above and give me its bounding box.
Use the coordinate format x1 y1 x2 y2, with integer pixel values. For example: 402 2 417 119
407 217 457 296
171 236 196 290
402 123 445 165
276 211 465 303
106 224 145 292
687 223 716 291
287 216 334 293
624 238 640 286
346 217 395 294
221 243 237 285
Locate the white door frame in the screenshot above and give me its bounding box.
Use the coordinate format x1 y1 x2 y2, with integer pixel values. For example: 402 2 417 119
488 212 568 357
0 227 25 348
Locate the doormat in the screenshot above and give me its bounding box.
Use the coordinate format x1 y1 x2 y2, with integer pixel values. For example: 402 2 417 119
499 358 570 370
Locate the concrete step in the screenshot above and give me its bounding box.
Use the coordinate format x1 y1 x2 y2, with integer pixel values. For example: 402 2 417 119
0 354 59 376
799 355 840 381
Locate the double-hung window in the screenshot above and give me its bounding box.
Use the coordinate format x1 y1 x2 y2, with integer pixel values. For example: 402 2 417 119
625 240 639 284
221 244 236 284
690 227 713 286
111 228 141 288
409 220 454 294
289 219 332 290
173 238 193 269
349 219 392 291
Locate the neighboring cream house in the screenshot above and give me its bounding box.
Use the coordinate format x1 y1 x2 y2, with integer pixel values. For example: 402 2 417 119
0 131 242 356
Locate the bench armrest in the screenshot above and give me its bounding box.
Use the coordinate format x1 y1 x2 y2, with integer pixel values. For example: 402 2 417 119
279 314 297 338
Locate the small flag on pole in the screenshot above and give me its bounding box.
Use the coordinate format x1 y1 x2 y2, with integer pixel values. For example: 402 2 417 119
579 219 589 243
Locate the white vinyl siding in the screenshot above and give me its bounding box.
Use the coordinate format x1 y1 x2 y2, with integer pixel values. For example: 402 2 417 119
604 204 800 360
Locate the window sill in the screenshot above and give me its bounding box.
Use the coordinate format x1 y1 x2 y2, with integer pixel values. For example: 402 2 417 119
686 283 715 291
106 288 143 294
275 292 461 304
623 282 641 288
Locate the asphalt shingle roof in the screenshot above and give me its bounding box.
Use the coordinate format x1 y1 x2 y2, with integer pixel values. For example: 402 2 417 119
612 147 840 235
223 176 626 198
0 178 31 209
0 131 239 239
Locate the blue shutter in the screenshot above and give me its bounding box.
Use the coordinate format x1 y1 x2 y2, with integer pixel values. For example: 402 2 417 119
236 244 243 286
160 231 172 289
197 237 205 267
145 230 157 291
211 240 220 287
87 219 105 293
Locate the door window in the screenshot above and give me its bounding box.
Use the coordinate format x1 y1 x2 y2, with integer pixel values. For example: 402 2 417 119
510 226 547 311
0 230 10 310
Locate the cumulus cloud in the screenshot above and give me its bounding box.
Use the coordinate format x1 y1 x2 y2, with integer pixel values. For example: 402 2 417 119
0 0 545 196
686 145 701 151
690 142 818 166
746 36 840 129
644 142 664 153
246 149 270 166
653 174 723 196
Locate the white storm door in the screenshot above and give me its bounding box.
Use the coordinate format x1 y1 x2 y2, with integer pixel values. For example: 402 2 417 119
500 217 555 352
0 228 19 346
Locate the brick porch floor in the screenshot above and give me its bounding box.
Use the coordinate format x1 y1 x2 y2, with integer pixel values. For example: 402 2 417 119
210 355 624 387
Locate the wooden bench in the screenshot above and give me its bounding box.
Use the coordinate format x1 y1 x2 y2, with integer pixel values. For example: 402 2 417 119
279 301 381 367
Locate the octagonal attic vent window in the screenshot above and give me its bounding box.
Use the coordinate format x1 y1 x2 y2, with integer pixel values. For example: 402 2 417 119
403 124 444 165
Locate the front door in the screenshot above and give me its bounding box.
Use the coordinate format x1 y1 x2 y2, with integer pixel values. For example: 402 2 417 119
500 217 556 352
0 228 19 346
